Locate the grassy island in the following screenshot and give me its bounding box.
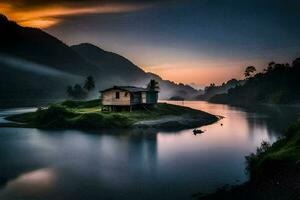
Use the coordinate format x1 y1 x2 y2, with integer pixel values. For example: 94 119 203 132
199 119 300 200
3 99 218 130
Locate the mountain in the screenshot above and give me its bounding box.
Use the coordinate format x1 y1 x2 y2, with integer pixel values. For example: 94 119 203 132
71 43 201 99
0 14 201 103
0 14 86 101
70 43 148 90
0 15 98 76
210 59 300 105
197 79 244 100
71 43 145 79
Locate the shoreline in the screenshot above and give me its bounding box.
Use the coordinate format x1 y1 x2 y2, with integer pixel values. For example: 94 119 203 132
198 119 300 200
1 100 219 131
134 114 221 130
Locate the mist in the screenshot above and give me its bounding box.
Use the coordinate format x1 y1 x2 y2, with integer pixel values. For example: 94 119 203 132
0 54 82 79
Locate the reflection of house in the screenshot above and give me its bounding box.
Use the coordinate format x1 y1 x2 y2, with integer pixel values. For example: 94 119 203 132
100 86 159 111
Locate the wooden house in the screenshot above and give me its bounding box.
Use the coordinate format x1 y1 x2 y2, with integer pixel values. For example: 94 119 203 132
100 86 159 111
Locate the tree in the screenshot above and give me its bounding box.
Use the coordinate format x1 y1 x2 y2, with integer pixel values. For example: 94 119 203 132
147 79 159 91
66 84 86 99
83 76 95 91
204 83 216 93
73 84 87 99
66 86 74 97
227 79 239 85
292 57 300 68
268 61 275 68
244 66 256 78
66 76 95 99
264 61 275 72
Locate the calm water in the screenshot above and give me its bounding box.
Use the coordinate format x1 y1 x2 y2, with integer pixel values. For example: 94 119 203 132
0 101 299 200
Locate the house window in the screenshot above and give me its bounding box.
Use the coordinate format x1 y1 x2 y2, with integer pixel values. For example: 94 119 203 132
124 92 128 97
116 92 120 99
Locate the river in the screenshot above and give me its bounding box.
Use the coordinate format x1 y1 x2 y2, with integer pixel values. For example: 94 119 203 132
0 101 299 200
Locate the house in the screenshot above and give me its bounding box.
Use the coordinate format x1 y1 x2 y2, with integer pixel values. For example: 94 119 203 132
100 86 159 111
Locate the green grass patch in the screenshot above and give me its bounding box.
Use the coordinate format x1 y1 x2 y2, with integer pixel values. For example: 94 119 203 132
5 99 217 130
246 119 300 178
61 99 101 109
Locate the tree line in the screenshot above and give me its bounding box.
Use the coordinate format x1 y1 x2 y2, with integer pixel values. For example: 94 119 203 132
66 76 95 99
209 57 300 104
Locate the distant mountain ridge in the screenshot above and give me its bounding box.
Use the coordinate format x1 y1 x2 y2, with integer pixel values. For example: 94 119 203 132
0 14 97 76
209 59 300 105
197 79 244 100
71 43 145 77
71 43 200 99
70 43 148 87
0 14 201 102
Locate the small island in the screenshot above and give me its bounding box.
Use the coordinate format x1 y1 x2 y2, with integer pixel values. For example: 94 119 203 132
2 83 219 130
3 99 218 130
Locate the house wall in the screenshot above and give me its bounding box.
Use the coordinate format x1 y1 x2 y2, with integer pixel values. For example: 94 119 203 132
130 92 141 105
141 92 147 103
102 89 131 106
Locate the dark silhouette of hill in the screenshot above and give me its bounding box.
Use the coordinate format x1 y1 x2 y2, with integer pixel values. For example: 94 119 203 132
0 14 98 76
197 79 244 100
71 43 145 79
0 14 95 101
0 14 201 102
71 43 201 99
210 58 300 105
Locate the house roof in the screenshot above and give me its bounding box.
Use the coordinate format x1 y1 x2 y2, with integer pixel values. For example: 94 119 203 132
100 86 155 93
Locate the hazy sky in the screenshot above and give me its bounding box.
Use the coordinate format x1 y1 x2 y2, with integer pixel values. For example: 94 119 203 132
2 0 300 86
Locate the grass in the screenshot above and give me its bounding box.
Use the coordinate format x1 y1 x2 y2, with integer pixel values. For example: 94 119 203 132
246 119 300 178
198 119 300 200
5 99 217 130
61 99 102 113
61 99 101 108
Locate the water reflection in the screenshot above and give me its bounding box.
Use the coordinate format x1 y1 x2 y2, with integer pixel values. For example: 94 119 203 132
0 128 160 199
0 168 56 199
0 101 299 200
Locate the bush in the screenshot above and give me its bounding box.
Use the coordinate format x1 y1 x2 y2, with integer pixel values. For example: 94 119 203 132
61 99 100 108
72 113 105 129
35 105 77 128
245 141 271 175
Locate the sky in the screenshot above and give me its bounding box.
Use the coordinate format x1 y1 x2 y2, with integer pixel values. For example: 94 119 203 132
1 0 300 87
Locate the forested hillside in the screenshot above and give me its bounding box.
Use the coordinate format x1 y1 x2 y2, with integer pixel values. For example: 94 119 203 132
210 58 300 105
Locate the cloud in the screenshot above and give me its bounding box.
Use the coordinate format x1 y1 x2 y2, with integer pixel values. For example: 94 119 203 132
0 0 174 28
0 0 168 8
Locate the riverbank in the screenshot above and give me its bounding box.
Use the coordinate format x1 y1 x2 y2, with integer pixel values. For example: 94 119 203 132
2 99 218 130
198 119 300 200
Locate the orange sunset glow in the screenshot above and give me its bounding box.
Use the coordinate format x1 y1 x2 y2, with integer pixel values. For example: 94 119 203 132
0 2 148 28
144 65 243 86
